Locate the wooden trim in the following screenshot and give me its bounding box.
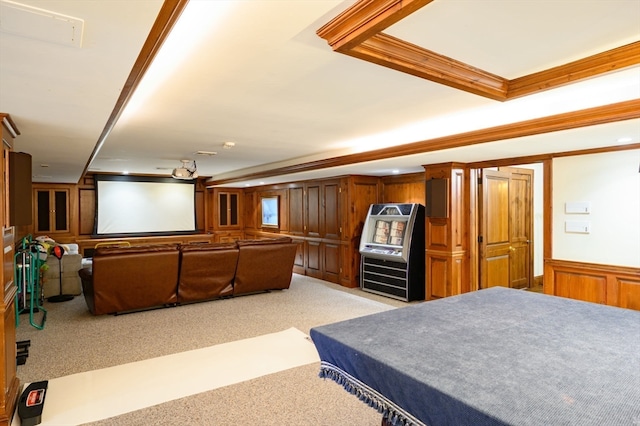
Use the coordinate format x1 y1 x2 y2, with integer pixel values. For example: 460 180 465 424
317 0 433 52
542 158 553 261
80 0 189 182
352 33 507 100
0 114 20 138
317 1 640 100
507 42 640 99
209 99 640 185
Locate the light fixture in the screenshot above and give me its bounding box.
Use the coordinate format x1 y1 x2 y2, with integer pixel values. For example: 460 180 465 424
223 142 235 149
172 160 198 180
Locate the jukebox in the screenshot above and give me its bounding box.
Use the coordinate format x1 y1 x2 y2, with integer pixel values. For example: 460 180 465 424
359 203 425 301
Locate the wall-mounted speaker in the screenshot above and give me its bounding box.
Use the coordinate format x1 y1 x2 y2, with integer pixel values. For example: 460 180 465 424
9 151 32 226
426 178 448 218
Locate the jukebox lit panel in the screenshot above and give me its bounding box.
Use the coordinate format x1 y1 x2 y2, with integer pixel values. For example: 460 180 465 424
360 204 418 262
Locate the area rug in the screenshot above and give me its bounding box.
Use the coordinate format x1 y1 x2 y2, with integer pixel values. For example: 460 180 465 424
12 327 319 425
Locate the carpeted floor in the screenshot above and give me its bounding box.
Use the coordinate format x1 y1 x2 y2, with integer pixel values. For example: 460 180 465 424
15 274 411 425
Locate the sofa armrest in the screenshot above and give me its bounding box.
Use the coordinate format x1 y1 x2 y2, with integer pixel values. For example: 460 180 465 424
78 267 95 314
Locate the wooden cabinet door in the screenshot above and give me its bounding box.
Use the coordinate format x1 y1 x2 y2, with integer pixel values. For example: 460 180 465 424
322 181 340 240
218 191 240 228
323 241 340 283
35 188 69 233
305 184 321 238
288 186 305 236
305 240 322 279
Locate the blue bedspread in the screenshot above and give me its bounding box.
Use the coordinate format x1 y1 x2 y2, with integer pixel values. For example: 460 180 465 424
310 287 640 426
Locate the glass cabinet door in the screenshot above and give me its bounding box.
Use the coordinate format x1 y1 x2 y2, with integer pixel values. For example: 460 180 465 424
35 189 69 233
218 192 239 227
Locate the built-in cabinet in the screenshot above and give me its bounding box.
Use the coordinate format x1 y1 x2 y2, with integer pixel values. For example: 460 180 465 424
240 176 378 287
34 188 69 233
211 188 243 242
0 113 20 426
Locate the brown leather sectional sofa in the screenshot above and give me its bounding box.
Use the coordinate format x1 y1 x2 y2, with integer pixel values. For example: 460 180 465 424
78 237 298 315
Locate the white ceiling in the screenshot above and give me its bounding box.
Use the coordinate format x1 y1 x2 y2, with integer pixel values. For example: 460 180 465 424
1 0 639 188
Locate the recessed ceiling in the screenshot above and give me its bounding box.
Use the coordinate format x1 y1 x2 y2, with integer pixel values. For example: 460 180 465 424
0 0 638 186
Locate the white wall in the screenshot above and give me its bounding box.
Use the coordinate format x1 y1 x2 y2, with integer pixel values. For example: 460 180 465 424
553 149 640 267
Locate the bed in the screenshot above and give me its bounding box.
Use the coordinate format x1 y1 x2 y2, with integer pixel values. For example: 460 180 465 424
309 287 640 425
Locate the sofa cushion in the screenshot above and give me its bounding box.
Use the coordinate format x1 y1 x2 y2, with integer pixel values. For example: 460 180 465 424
178 243 239 303
233 241 298 295
88 244 180 314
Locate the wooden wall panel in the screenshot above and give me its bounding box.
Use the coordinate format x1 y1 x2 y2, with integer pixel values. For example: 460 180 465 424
323 242 340 283
553 271 607 304
617 279 640 310
427 255 448 299
306 240 322 278
288 186 304 236
381 172 425 204
427 220 447 247
306 185 321 238
243 191 256 230
544 259 640 310
322 181 340 239
79 188 95 235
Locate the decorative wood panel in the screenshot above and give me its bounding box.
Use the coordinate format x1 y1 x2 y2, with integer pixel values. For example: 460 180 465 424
323 242 340 283
79 188 95 235
306 184 321 238
306 240 322 279
544 259 640 310
288 186 304 236
322 181 340 239
381 172 425 204
427 220 447 247
617 279 640 310
243 191 256 230
426 254 448 299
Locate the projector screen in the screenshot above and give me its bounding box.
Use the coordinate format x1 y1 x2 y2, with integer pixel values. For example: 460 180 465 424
94 175 196 236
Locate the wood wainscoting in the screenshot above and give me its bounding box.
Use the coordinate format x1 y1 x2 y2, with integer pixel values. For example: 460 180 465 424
544 259 640 311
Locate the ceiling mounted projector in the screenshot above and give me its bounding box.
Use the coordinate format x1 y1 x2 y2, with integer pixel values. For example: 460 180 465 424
172 160 198 180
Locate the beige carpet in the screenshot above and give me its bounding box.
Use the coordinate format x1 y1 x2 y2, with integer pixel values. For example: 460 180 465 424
14 274 410 425
13 328 319 425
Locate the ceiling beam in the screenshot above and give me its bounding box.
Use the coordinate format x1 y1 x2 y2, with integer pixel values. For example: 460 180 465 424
317 0 434 52
209 99 640 185
317 0 640 101
79 0 189 182
507 41 640 99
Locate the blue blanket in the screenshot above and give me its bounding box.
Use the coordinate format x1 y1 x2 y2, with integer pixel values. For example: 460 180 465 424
310 287 640 425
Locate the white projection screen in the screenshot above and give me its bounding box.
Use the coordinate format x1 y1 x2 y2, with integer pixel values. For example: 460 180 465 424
94 175 196 236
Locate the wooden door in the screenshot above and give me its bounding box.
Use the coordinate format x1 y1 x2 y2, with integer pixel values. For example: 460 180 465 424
479 168 533 289
507 168 533 289
480 170 511 289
